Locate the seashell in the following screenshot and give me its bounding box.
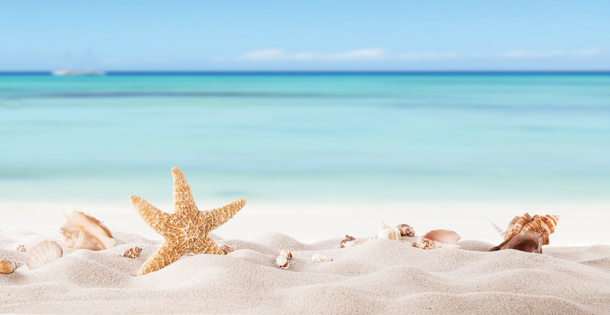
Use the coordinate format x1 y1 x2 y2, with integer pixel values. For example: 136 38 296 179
219 245 235 255
279 248 293 260
396 224 415 237
490 213 559 252
311 253 332 263
122 247 143 259
341 235 365 248
377 222 401 241
500 230 543 254
412 230 461 250
276 255 289 269
15 244 26 253
0 259 21 274
26 240 63 269
59 210 115 251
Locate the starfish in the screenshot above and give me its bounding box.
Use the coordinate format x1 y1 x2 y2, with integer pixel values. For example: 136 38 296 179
129 167 246 276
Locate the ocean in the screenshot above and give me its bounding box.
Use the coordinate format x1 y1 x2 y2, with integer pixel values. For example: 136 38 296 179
1 73 610 204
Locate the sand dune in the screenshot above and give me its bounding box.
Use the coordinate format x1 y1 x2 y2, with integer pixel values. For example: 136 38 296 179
1 231 609 314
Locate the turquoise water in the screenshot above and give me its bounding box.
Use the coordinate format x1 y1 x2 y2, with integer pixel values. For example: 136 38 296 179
1 74 609 203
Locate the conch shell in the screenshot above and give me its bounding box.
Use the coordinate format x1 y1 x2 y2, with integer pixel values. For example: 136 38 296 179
489 213 559 253
412 230 461 250
0 259 21 274
376 222 401 241
396 224 415 237
122 247 143 259
59 211 115 250
26 240 63 269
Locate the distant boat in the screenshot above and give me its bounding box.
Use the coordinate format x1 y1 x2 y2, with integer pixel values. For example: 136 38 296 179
52 49 105 76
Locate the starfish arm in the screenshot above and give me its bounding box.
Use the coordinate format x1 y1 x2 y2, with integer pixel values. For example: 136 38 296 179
130 195 172 235
171 167 199 215
202 198 247 231
191 234 225 255
138 241 185 276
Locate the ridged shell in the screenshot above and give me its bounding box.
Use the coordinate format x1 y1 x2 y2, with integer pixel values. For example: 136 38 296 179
397 224 415 237
377 224 401 241
0 259 21 274
491 213 559 252
59 211 115 250
412 230 461 250
122 247 143 259
26 240 63 269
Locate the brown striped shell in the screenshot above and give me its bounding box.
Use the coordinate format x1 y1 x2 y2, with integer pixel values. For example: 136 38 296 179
490 213 559 252
0 259 21 274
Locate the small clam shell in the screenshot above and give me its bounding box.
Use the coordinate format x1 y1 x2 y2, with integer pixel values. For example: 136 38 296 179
122 247 143 259
279 248 293 260
26 240 63 269
219 245 235 255
0 259 21 274
276 255 289 269
15 245 26 253
311 253 331 263
396 224 415 237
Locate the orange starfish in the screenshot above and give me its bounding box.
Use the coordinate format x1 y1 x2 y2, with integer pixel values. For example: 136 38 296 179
130 167 246 276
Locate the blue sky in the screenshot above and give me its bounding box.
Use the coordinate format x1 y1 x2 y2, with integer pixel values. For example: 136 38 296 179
1 1 609 71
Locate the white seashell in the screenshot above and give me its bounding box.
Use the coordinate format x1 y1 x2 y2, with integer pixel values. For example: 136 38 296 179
342 240 365 247
0 259 21 274
311 253 332 263
26 240 63 269
279 248 293 260
15 244 26 253
377 222 401 241
59 211 115 250
276 255 289 269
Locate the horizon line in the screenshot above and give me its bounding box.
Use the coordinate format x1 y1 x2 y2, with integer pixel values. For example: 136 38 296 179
1 70 610 75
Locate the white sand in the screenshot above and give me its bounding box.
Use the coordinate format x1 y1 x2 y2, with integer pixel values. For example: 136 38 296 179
1 228 610 314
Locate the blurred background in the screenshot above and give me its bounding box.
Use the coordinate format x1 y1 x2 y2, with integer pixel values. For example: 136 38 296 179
1 1 609 243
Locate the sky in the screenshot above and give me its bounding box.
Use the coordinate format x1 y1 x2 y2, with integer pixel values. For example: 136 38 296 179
1 1 609 71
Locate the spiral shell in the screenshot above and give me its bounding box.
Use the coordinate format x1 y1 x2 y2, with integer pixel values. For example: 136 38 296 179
59 211 115 251
490 213 559 252
122 247 143 259
26 240 63 269
396 224 415 237
0 259 21 274
501 230 543 253
412 230 461 250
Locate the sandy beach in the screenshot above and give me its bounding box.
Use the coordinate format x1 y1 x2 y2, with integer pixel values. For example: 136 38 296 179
2 221 610 314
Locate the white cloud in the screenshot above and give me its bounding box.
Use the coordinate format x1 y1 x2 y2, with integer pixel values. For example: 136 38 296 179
238 49 385 61
399 52 458 60
329 49 386 60
241 49 286 60
498 49 600 58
